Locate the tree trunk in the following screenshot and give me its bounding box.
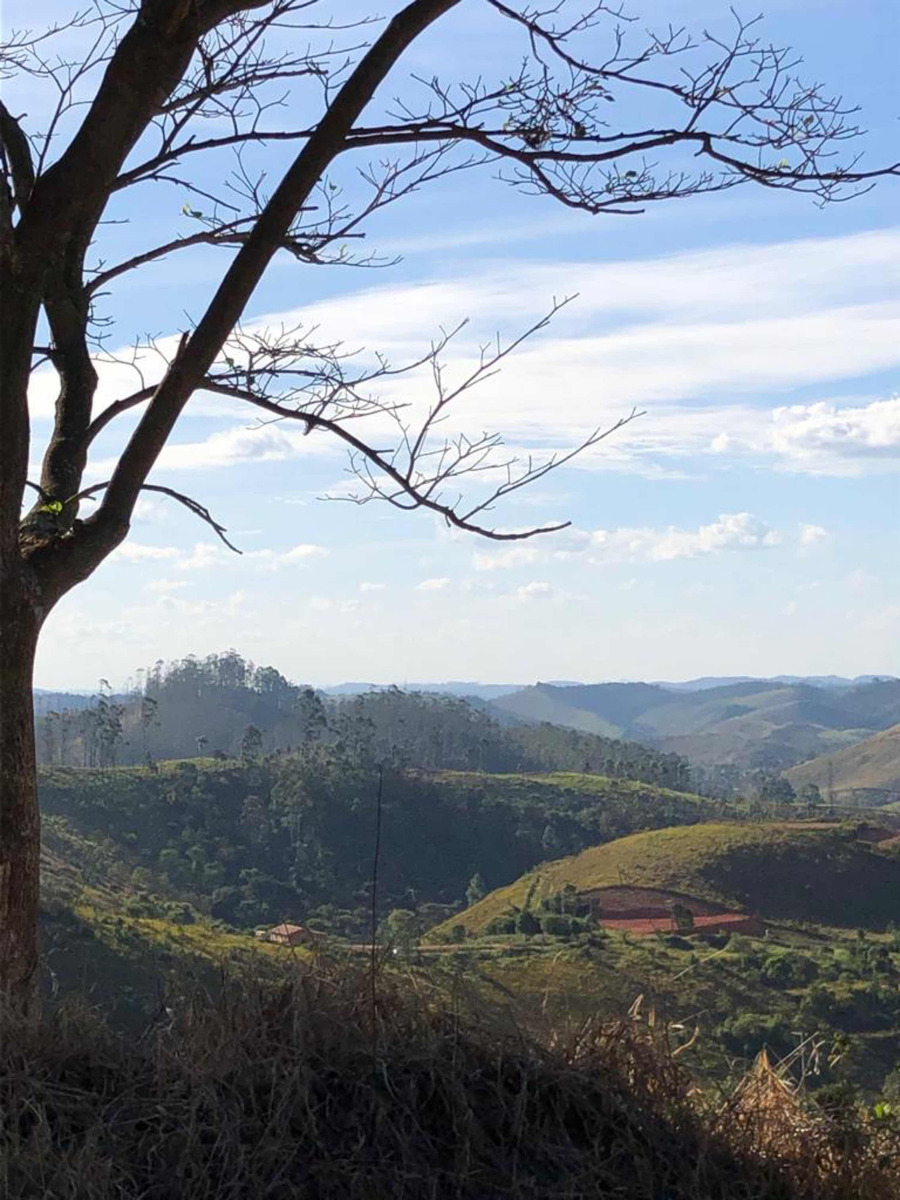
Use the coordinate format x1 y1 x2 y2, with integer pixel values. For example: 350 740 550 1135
0 579 42 1013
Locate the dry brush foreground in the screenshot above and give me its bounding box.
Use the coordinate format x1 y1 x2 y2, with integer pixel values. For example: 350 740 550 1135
1 960 897 1199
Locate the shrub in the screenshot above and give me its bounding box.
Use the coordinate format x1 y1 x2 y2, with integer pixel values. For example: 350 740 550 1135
516 910 541 938
164 902 196 926
721 1013 796 1061
123 894 158 918
760 953 818 989
541 914 573 937
485 916 517 936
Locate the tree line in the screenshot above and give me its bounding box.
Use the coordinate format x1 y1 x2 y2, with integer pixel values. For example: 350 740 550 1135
35 651 693 790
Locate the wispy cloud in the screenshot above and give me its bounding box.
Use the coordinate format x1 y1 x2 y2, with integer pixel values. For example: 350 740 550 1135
588 512 781 563
473 546 540 571
113 540 327 571
512 580 558 601
113 542 181 562
34 227 900 486
475 512 796 570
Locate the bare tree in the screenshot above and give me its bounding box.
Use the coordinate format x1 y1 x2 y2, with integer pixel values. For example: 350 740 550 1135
0 0 894 1008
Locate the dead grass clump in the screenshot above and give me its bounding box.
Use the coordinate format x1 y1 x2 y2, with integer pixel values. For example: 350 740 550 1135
1 960 897 1199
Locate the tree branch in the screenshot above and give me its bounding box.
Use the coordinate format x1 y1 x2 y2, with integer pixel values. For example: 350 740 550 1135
86 2 463 535
201 377 642 540
67 482 242 553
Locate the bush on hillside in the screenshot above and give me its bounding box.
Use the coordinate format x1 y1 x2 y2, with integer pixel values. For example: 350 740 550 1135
760 953 819 989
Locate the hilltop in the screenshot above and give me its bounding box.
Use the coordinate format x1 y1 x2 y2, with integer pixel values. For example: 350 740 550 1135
787 724 900 803
436 820 900 937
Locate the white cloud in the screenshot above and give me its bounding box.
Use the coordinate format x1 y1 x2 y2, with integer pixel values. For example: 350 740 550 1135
514 581 556 601
473 546 540 571
416 577 451 591
845 569 877 593
154 425 308 470
588 512 780 563
132 497 170 524
113 542 181 562
799 524 829 546
255 227 900 351
42 226 900 489
770 397 900 474
308 596 359 614
249 543 329 567
176 542 232 571
116 539 328 572
471 512 798 572
145 578 193 593
360 581 385 592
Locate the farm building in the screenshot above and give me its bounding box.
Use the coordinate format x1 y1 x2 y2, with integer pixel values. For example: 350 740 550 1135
255 922 320 946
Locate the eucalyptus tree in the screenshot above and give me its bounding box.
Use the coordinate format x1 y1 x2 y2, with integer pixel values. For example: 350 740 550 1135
0 0 891 1006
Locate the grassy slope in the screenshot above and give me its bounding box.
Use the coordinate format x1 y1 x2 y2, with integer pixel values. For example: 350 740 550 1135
433 770 707 806
39 822 299 1026
428 922 900 1097
787 724 900 795
487 689 623 736
433 821 900 936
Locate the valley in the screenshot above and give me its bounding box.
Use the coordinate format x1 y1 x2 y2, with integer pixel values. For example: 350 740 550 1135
36 742 900 1101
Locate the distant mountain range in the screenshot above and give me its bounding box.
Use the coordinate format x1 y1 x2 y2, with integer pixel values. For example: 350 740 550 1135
33 689 105 716
486 678 900 771
321 681 524 700
322 675 894 700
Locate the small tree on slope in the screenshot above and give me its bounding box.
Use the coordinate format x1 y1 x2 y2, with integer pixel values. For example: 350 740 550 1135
0 0 894 1009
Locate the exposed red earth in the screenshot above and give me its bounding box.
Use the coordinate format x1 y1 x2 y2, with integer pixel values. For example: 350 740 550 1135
580 886 762 937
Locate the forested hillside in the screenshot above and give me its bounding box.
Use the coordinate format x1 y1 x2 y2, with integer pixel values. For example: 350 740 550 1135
38 754 722 938
34 651 690 789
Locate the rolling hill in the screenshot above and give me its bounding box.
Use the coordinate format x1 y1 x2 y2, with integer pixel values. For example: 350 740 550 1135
434 820 900 937
787 724 900 802
489 678 900 769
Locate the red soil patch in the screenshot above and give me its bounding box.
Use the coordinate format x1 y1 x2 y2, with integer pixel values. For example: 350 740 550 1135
598 912 762 937
579 886 760 938
853 824 897 844
580 886 729 919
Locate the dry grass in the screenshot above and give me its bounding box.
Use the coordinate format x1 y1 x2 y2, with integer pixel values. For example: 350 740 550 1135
1 959 897 1199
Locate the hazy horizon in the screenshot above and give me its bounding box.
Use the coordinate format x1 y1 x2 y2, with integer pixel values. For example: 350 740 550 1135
32 668 899 695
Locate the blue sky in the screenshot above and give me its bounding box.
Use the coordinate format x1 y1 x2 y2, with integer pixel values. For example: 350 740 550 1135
12 0 899 689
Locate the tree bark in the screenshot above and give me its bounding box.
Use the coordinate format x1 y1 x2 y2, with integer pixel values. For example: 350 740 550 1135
0 574 42 1013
